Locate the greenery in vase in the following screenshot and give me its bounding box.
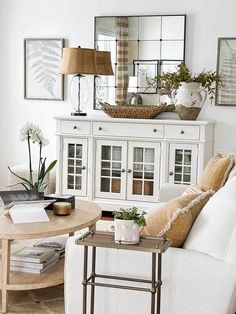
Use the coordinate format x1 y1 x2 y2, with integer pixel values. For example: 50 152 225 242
8 122 57 192
155 63 221 101
113 207 146 227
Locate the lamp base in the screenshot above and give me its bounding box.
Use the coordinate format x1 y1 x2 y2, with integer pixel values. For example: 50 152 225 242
71 112 87 116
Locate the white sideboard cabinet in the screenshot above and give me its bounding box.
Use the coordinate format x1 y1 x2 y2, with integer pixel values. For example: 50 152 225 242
55 116 214 211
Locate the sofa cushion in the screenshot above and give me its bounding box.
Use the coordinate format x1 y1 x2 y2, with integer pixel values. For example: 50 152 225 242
182 185 203 195
142 191 213 247
184 175 236 265
199 153 234 192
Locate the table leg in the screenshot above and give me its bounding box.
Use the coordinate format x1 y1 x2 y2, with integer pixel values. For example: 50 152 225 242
89 223 96 232
82 246 88 314
90 247 96 314
156 253 162 314
69 232 74 237
151 253 156 314
2 239 11 313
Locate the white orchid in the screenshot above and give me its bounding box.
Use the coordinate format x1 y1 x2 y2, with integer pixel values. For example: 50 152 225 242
9 122 56 192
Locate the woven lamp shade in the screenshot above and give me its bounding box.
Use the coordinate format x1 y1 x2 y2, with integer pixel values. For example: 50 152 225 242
95 50 114 75
59 47 98 75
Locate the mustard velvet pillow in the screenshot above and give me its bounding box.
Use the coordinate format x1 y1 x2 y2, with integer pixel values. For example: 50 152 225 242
199 153 234 192
142 191 214 247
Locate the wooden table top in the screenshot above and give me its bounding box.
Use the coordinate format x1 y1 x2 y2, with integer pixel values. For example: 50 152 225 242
0 200 102 240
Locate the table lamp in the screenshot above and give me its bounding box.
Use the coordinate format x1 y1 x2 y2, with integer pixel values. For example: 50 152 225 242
59 47 98 116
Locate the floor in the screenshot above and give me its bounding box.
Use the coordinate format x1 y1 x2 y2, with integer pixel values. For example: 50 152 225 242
0 218 114 314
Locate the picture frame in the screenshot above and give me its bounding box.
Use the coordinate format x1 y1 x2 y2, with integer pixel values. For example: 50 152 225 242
216 37 236 106
133 60 159 94
24 38 65 100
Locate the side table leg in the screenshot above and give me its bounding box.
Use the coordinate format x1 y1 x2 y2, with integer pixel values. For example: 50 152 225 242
89 223 96 232
2 239 11 313
82 246 88 314
151 253 156 314
156 253 162 314
90 247 96 314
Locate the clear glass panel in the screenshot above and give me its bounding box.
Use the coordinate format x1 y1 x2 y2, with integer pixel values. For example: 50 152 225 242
133 180 142 195
161 41 184 60
139 41 161 60
133 171 143 179
75 176 82 190
112 170 121 177
175 150 183 164
134 163 143 171
102 146 111 160
76 160 82 167
68 144 75 158
128 41 139 62
145 148 154 163
111 179 120 193
184 166 191 174
183 175 191 183
184 151 191 165
161 16 185 40
112 162 121 169
174 174 182 182
144 164 154 172
67 175 74 189
144 181 153 196
112 146 122 161
101 161 111 169
175 166 182 174
133 147 143 162
138 16 161 40
101 178 110 192
128 17 139 40
68 159 74 166
68 166 74 174
76 167 82 175
101 169 110 176
144 172 154 180
76 145 82 158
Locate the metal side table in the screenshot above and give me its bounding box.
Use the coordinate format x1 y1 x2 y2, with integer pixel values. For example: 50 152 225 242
76 231 171 314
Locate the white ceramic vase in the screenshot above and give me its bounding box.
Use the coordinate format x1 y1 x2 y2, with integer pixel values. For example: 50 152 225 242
171 82 207 120
114 219 140 244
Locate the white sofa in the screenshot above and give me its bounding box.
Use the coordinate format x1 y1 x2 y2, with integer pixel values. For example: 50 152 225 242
65 177 236 314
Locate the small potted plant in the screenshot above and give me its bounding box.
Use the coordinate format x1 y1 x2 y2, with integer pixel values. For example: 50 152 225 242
113 207 146 244
155 64 220 120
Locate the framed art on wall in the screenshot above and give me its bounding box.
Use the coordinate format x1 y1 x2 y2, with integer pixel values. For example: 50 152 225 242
133 60 158 94
216 37 236 106
24 38 65 100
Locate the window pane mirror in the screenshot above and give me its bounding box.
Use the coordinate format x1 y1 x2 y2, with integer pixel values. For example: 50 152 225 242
94 15 186 109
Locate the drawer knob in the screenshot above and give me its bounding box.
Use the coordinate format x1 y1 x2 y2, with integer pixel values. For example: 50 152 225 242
98 127 102 131
153 128 157 133
82 166 86 170
127 169 132 173
121 169 126 173
180 130 184 134
169 171 174 176
73 125 78 130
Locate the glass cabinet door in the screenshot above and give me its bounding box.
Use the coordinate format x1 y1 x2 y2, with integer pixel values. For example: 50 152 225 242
62 138 88 196
168 143 198 185
95 140 127 199
127 142 160 202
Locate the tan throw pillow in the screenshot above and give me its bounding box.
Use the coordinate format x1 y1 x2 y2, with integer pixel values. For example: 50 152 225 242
142 191 214 247
182 185 203 196
199 153 234 192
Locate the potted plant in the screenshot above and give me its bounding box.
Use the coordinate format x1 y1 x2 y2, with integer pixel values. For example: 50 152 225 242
113 207 146 244
155 64 220 120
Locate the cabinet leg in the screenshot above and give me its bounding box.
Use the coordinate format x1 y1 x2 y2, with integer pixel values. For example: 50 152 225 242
157 253 162 314
90 247 96 314
2 239 11 313
151 253 156 314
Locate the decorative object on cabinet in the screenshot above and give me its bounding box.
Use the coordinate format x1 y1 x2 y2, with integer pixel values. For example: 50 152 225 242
59 47 97 116
24 38 64 100
8 122 57 192
113 207 146 244
55 116 214 212
215 38 236 106
100 103 166 118
156 64 220 120
94 15 186 109
127 76 143 105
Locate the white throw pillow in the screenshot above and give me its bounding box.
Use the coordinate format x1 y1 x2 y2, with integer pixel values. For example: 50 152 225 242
183 175 236 264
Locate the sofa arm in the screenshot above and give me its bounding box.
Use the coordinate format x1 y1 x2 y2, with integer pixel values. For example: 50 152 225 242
159 183 188 202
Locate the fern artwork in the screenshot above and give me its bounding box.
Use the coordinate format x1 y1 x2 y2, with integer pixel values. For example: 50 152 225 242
216 38 236 106
24 38 64 100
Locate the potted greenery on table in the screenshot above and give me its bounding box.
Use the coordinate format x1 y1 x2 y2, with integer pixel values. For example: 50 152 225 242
113 207 146 244
155 64 220 120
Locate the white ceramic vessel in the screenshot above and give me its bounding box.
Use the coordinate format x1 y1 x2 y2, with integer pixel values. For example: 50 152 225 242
114 219 140 244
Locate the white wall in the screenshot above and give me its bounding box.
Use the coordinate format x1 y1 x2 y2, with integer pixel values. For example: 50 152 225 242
0 0 236 186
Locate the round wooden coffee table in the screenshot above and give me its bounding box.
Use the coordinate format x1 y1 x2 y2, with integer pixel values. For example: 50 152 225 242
0 200 102 313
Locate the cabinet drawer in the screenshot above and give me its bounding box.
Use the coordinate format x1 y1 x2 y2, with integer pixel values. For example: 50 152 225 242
60 121 91 135
165 125 200 140
93 122 164 138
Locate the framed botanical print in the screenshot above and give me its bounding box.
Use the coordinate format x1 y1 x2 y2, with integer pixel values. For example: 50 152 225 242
216 38 236 106
24 38 65 100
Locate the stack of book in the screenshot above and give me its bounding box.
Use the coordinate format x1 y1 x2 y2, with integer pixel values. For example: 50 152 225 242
33 236 67 258
10 246 59 274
